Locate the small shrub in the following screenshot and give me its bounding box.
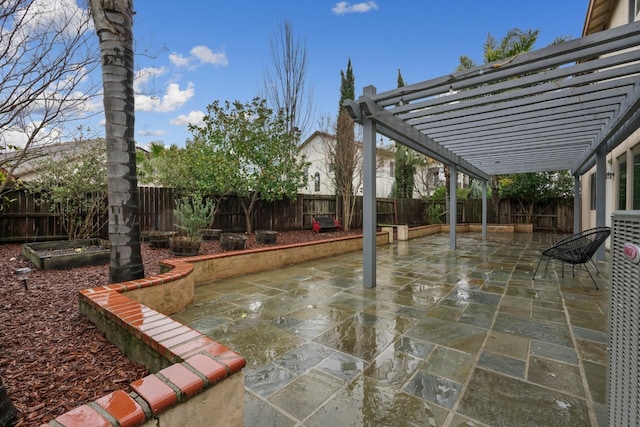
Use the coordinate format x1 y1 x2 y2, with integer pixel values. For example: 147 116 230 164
174 195 215 240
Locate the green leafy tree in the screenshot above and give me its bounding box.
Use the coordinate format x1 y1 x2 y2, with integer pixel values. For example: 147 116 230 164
136 142 167 185
391 69 419 199
90 0 144 283
457 28 540 223
29 140 107 240
153 138 232 226
499 171 573 223
189 98 309 233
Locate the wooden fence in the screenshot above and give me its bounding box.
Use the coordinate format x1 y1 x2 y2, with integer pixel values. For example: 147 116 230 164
0 187 575 242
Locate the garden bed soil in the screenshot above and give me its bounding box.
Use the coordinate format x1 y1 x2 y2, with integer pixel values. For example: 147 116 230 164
0 229 361 426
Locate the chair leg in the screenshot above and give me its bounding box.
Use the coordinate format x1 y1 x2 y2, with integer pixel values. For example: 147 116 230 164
533 257 544 279
584 263 599 290
590 258 600 274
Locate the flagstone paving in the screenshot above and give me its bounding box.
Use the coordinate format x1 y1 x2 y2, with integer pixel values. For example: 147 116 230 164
172 232 609 426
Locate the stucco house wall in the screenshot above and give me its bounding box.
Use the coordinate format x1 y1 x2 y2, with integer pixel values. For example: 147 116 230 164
580 0 640 230
298 131 446 199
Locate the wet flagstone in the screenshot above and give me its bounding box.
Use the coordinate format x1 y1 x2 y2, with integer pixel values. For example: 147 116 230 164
404 369 462 409
478 350 526 378
406 317 487 354
530 340 579 365
583 360 607 404
316 352 366 381
493 312 573 347
244 364 297 397
244 393 297 427
313 317 397 362
363 345 422 388
306 375 448 427
268 369 344 420
206 322 304 369
424 346 475 384
172 232 608 426
527 356 585 398
575 338 608 363
458 368 591 426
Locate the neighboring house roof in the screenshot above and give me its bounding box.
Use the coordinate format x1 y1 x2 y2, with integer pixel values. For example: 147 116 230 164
299 130 396 158
6 139 105 181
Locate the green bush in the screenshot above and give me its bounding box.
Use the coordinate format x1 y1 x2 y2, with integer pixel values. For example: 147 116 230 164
174 195 215 240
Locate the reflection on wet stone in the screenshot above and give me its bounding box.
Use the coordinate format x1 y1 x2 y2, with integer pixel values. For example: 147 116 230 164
316 352 366 381
307 376 445 427
170 232 607 426
458 368 590 426
244 364 297 397
274 342 334 375
404 370 462 409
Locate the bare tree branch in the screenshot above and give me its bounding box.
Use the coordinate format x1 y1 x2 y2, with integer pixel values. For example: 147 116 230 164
0 0 100 196
262 19 313 139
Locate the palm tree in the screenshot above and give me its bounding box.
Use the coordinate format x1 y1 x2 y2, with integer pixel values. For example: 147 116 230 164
89 0 144 283
457 28 540 223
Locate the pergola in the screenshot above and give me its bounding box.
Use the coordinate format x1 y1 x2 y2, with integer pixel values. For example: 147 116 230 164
345 21 640 288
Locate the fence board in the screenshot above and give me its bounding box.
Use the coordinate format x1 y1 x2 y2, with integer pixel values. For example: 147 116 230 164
0 187 576 242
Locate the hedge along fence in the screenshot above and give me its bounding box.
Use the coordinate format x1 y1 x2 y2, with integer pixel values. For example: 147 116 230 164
0 187 575 242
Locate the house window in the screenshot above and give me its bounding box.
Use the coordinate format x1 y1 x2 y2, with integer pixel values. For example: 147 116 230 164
304 167 309 188
390 161 395 177
590 173 597 211
314 172 320 192
618 153 627 210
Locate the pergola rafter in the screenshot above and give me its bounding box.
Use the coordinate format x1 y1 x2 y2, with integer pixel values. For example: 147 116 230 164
345 20 640 288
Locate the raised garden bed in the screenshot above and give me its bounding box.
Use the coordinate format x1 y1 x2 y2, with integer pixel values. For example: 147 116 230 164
21 238 110 270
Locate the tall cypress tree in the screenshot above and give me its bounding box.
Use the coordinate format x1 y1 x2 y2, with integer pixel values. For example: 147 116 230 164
334 59 356 230
392 69 417 198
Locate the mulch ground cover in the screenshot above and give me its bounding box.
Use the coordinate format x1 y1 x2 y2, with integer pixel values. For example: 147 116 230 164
0 229 361 426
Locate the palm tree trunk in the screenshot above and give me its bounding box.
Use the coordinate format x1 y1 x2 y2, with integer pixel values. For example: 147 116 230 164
90 0 144 283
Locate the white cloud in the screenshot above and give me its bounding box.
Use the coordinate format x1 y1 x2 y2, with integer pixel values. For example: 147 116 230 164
170 45 228 69
136 82 195 113
134 66 167 93
169 53 189 67
170 110 205 127
138 129 166 137
190 45 228 66
332 1 379 14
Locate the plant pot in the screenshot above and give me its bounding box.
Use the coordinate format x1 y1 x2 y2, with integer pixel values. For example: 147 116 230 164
199 228 222 241
169 236 202 256
148 231 177 248
220 233 247 251
255 230 278 244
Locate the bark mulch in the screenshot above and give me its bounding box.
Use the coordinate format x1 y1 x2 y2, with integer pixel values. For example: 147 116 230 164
0 229 361 426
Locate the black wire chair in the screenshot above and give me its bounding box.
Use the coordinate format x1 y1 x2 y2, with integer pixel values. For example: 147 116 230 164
533 227 611 289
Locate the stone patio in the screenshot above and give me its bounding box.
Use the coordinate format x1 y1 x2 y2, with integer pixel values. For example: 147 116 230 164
172 232 609 426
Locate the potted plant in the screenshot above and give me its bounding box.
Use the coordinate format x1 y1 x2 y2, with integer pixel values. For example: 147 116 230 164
170 195 215 256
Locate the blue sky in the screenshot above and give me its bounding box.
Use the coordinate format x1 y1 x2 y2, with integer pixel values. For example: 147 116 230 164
127 0 590 147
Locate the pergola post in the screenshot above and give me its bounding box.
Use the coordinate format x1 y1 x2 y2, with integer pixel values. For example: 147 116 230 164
595 146 607 261
482 180 487 239
573 175 581 234
449 164 457 250
362 86 377 289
